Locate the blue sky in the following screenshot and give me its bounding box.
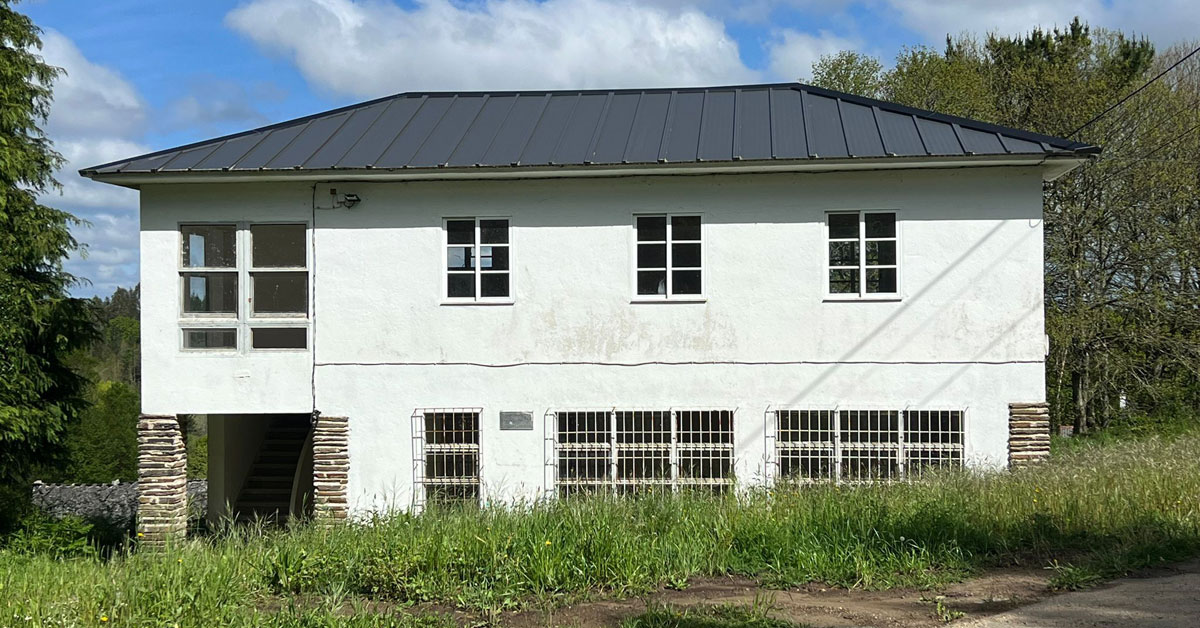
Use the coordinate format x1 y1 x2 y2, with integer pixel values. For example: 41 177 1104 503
21 0 1194 297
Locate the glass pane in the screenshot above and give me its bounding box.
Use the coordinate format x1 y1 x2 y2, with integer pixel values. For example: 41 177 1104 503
866 240 896 266
480 245 508 270
829 269 859 294
672 243 701 268
252 328 307 349
637 270 667 295
671 215 701 241
447 220 475 244
251 224 305 268
181 225 236 268
866 268 898 293
828 213 858 239
829 241 859 266
480 219 508 244
637 243 666 269
447 246 474 270
183 328 236 349
672 270 702 295
448 273 474 298
252 272 308 314
636 216 666 242
481 273 509 297
183 273 238 314
865 213 896 238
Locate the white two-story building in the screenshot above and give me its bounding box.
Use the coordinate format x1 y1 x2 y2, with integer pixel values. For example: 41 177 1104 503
82 83 1095 539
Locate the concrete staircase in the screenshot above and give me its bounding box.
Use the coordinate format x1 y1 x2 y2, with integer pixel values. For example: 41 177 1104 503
234 417 310 523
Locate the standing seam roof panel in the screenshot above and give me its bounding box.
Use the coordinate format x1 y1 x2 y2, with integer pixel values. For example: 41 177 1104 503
193 133 270 171
768 88 806 159
445 95 518 167
409 96 489 167
264 115 351 169
590 92 642 164
374 96 456 167
697 90 735 161
874 109 926 156
660 91 704 162
232 123 311 169
335 96 426 167
956 126 1007 155
803 94 849 158
479 95 550 165
735 88 772 160
914 117 964 155
622 91 672 164
550 93 609 165
302 101 392 169
839 100 886 157
518 94 578 165
157 142 223 172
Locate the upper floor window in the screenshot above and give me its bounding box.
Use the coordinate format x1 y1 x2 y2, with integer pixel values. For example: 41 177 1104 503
444 218 511 302
635 214 702 299
827 211 898 298
180 223 308 351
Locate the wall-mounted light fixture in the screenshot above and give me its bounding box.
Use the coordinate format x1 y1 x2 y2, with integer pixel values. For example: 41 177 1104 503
328 188 361 209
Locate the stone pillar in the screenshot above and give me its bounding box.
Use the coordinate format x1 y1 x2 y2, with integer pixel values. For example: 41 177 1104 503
313 415 349 521
137 415 188 545
1008 403 1051 468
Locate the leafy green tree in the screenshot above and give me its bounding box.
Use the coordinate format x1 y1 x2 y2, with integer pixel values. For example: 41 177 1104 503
0 2 97 490
811 51 884 98
38 381 139 483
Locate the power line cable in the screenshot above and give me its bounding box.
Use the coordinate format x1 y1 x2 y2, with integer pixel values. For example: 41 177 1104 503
1069 44 1200 138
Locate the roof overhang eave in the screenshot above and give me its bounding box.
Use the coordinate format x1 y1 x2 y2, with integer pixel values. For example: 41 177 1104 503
80 153 1093 188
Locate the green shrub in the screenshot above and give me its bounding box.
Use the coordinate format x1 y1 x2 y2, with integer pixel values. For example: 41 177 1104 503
6 514 97 559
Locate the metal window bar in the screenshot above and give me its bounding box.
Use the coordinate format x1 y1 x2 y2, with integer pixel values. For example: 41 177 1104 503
412 408 482 508
549 408 735 495
772 408 964 484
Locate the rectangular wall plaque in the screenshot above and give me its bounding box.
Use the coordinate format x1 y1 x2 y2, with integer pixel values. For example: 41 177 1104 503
499 411 534 431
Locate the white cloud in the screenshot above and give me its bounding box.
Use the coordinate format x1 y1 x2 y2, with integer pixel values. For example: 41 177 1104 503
34 30 148 297
226 0 760 96
767 29 861 82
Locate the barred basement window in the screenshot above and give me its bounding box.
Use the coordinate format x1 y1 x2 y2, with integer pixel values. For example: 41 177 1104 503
773 408 963 483
548 408 733 496
412 409 481 506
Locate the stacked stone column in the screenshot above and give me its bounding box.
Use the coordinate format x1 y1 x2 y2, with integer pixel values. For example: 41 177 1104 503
1008 403 1051 468
137 415 188 545
313 415 349 521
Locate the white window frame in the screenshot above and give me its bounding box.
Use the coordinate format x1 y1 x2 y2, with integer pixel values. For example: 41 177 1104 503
824 210 901 301
178 221 311 353
631 213 706 302
411 407 483 509
441 216 514 305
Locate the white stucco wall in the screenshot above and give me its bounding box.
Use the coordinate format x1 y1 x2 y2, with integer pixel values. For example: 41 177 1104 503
139 167 1047 513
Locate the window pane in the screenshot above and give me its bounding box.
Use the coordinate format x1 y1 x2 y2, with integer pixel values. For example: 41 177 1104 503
481 273 509 297
672 243 701 268
447 220 475 244
252 327 307 349
866 240 896 266
828 213 858 239
448 273 475 298
829 269 859 294
637 270 667 295
672 270 702 295
480 245 508 270
636 216 666 242
251 224 305 268
447 246 474 270
183 273 238 313
866 268 898 293
480 219 508 244
637 243 666 268
865 213 896 238
671 215 701 241
184 328 236 349
253 272 308 314
828 241 859 266
182 225 236 268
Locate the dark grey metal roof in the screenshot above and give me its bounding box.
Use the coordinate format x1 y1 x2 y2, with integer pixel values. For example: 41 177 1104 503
80 82 1098 177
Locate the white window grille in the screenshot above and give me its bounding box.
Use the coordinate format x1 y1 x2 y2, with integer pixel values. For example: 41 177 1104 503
826 211 898 297
547 408 734 495
771 408 963 483
412 408 481 507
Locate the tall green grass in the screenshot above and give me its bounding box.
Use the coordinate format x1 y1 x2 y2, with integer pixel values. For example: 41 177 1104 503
3 430 1198 626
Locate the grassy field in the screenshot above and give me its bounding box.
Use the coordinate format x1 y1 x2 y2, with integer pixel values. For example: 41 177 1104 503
3 427 1198 627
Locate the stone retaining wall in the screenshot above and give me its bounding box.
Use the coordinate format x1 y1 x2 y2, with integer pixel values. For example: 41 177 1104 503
31 480 207 527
